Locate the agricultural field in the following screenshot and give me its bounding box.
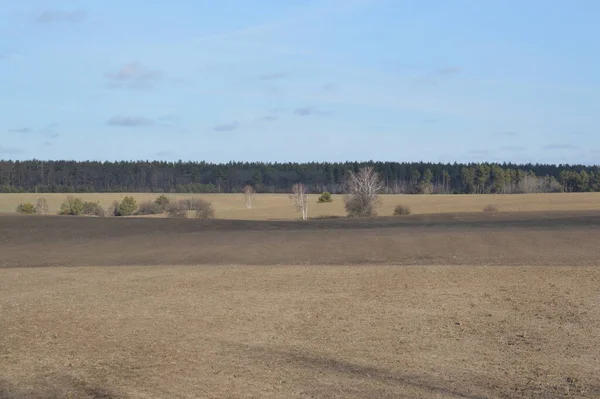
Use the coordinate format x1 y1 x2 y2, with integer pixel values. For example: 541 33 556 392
2 192 600 219
1 211 600 398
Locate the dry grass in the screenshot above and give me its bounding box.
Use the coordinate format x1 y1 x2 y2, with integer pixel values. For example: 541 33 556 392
1 265 599 398
2 192 600 219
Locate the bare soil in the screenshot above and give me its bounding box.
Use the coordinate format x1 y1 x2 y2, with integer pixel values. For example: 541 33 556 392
1 211 599 398
2 211 600 268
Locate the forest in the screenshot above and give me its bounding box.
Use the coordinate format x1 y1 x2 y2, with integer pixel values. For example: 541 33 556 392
1 159 599 194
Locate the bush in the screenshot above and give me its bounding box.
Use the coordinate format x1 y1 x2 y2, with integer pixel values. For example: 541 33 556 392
107 200 120 217
154 195 170 211
179 198 209 211
166 198 215 219
317 192 333 203
16 202 36 214
393 204 411 216
137 200 163 215
192 199 215 219
344 196 377 218
82 201 105 217
165 201 188 218
116 196 137 216
59 195 84 215
483 205 499 213
35 198 49 215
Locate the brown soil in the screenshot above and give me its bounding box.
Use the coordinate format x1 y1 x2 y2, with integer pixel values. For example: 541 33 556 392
1 211 599 398
2 210 600 268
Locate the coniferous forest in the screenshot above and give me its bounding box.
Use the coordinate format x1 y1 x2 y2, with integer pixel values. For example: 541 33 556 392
1 160 599 194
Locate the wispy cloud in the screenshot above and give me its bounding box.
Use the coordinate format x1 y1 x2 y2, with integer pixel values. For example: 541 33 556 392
544 143 579 150
105 62 161 90
260 115 278 122
7 127 31 133
107 116 155 127
157 115 180 123
35 10 86 24
321 83 339 92
0 49 15 61
294 106 329 116
213 121 240 132
259 72 289 81
438 67 462 75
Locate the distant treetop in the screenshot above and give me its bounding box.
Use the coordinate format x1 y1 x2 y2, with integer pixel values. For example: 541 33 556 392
0 160 598 194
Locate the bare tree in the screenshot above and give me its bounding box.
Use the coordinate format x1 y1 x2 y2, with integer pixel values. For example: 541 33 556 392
243 185 256 209
291 183 309 220
345 167 384 217
35 198 49 215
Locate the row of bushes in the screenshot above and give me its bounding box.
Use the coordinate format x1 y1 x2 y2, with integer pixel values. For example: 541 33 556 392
16 195 499 219
15 195 215 219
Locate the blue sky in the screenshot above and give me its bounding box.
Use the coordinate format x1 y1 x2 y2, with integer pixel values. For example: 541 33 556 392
1 0 599 164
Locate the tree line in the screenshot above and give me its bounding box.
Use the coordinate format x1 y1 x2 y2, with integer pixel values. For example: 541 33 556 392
1 159 599 194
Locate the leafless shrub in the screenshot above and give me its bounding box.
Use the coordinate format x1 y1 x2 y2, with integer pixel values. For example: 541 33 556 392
291 183 309 220
393 204 411 216
35 198 49 215
179 198 210 211
106 200 120 217
166 198 215 219
137 201 163 215
243 185 256 209
165 201 188 218
193 199 215 219
82 201 105 217
344 167 383 217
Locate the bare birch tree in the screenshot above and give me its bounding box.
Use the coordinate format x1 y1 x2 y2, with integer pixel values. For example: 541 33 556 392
35 198 49 215
243 185 256 209
345 167 384 217
291 183 309 220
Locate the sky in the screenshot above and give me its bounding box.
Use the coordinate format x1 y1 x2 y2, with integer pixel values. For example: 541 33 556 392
1 0 599 164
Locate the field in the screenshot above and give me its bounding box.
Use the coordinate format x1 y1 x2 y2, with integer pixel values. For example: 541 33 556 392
1 211 600 398
2 192 600 219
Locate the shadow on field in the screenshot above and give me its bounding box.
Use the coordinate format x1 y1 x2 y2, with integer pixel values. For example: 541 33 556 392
221 341 487 399
0 375 123 399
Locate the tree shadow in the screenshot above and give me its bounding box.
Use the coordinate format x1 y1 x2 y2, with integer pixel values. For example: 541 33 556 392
0 374 124 399
219 340 489 399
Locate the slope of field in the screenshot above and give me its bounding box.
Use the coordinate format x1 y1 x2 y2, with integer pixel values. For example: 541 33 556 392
2 192 600 219
1 265 599 398
1 211 600 268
